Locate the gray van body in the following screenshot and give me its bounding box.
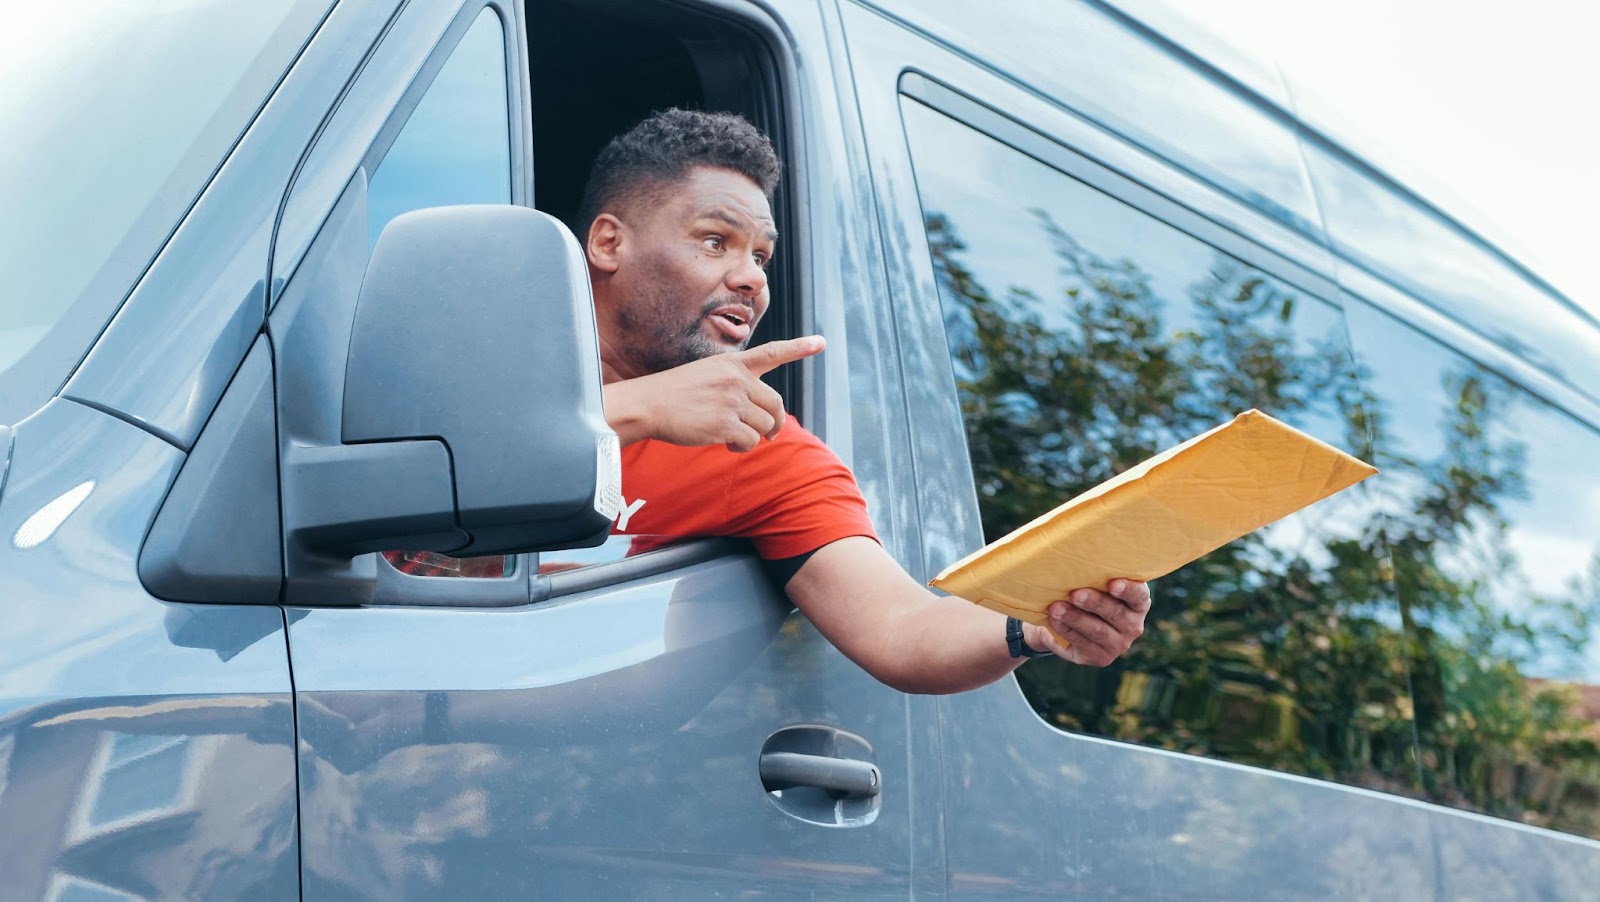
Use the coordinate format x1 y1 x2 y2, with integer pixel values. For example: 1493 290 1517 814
2 0 1598 898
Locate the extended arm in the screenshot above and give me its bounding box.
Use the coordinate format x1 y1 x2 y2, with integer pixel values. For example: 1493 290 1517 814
786 536 1150 695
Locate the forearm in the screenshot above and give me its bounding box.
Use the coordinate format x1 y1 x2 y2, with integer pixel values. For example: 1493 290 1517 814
878 594 1028 694
789 537 1147 693
788 537 1034 695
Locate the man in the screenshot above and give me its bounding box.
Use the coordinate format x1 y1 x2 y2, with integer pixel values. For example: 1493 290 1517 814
587 108 1150 695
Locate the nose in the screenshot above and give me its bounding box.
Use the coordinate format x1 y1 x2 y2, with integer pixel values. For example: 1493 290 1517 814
727 257 768 299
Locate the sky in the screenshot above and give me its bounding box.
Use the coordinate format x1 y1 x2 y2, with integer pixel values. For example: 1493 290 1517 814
1182 0 1600 320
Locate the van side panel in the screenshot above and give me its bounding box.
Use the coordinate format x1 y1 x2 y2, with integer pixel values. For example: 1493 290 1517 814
0 401 298 900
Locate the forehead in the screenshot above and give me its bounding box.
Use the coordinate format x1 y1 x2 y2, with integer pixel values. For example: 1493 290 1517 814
656 166 775 238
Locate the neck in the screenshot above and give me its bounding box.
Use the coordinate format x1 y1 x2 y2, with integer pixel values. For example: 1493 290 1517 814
592 280 635 383
595 321 649 384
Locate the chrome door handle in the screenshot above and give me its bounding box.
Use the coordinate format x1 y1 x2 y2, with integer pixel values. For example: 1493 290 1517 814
759 751 880 799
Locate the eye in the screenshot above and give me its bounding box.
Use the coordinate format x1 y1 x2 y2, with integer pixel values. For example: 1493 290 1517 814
754 252 771 269
703 235 725 252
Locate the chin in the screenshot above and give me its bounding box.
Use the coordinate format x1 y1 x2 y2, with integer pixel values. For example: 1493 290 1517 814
682 333 746 361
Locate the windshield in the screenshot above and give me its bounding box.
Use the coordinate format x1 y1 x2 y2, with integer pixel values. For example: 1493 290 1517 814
0 0 333 424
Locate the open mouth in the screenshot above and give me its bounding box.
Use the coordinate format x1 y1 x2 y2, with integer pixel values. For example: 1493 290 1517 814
707 305 755 343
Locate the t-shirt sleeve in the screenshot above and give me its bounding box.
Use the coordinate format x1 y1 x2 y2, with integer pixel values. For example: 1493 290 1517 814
723 418 880 560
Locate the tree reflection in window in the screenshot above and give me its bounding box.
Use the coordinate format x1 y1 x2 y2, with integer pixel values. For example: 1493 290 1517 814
1346 300 1600 837
905 99 1600 837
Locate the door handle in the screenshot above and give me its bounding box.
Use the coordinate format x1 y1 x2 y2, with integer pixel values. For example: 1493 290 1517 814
759 751 880 799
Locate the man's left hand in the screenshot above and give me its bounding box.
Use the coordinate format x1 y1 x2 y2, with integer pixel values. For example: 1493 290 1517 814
1025 579 1151 667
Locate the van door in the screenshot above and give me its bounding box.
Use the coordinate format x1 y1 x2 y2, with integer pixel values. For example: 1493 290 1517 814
272 2 912 896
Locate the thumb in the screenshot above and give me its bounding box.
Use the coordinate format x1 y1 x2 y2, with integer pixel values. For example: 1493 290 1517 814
738 335 826 376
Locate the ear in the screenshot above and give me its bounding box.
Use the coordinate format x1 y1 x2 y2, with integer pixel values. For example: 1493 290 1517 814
585 213 624 274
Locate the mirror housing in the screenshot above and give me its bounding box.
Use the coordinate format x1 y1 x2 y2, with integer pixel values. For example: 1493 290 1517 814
283 205 620 598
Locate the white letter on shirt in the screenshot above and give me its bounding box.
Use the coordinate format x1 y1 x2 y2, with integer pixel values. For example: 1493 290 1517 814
615 497 647 532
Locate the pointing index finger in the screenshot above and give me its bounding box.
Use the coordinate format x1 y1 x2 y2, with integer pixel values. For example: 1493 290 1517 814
739 336 825 376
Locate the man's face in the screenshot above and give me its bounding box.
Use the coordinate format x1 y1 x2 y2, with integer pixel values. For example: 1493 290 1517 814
602 166 777 375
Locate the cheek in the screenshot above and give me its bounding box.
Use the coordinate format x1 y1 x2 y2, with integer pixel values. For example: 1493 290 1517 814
639 251 703 301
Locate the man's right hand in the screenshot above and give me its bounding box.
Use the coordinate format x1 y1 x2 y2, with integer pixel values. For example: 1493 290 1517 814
603 336 825 451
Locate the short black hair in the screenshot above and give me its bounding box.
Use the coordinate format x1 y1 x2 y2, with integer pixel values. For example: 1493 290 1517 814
576 108 781 231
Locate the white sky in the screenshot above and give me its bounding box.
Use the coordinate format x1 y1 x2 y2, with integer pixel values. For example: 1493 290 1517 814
1187 1 1600 320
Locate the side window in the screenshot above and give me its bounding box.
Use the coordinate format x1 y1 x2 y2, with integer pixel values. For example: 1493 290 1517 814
1346 300 1600 838
367 9 510 246
372 9 513 580
901 100 1417 794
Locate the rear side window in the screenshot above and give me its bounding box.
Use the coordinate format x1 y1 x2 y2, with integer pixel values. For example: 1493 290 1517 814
900 99 1416 794
0 0 334 425
1344 299 1600 838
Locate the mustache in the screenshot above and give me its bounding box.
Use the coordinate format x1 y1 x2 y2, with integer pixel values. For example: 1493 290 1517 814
698 296 756 318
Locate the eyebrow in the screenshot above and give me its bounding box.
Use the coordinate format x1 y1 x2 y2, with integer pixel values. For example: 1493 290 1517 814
699 208 779 244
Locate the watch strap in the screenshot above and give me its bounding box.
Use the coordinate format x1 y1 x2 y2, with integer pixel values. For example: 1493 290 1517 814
1006 616 1054 659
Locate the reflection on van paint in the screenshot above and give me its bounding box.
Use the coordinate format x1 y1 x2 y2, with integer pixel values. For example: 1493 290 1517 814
13 481 94 550
0 696 295 899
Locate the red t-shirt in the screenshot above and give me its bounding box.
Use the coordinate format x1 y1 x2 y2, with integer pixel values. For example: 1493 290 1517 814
613 415 878 559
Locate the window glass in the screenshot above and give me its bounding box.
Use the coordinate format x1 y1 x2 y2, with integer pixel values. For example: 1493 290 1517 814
366 9 511 247
1346 299 1600 838
901 99 1418 793
0 0 334 424
372 8 512 579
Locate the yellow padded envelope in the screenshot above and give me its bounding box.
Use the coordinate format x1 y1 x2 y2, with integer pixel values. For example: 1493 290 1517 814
929 410 1377 624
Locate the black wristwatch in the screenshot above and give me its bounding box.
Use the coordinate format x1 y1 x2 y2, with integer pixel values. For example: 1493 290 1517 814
1006 616 1054 659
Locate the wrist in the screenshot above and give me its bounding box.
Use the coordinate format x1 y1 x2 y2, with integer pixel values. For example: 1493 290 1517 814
1022 621 1054 657
602 379 654 446
1006 617 1054 660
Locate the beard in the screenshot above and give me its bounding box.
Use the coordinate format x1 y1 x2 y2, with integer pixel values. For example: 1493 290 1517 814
616 289 751 374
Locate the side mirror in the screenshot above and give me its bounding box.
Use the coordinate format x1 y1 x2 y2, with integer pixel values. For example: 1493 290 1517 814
282 205 620 601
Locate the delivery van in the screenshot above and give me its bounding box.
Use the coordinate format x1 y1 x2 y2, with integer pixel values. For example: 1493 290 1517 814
3 0 1599 897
